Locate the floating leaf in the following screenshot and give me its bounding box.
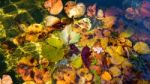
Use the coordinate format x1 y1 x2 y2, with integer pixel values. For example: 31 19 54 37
106 47 124 65
102 16 116 29
109 66 121 77
69 31 81 44
74 18 92 30
46 37 63 48
60 25 72 43
133 42 150 54
70 56 82 68
69 44 80 56
81 46 92 68
41 43 65 62
100 37 108 49
60 25 81 44
101 71 112 81
119 28 134 38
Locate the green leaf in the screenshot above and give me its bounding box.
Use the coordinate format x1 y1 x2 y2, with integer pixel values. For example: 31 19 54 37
46 37 64 48
70 56 82 68
91 70 101 84
60 25 72 43
41 43 65 62
69 31 81 44
60 25 81 44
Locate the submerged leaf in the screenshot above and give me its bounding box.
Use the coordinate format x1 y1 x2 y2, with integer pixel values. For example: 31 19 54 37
119 28 134 38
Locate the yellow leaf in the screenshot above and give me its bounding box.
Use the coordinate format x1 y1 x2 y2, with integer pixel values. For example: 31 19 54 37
109 66 121 77
112 46 124 56
125 39 132 47
133 42 150 54
102 16 116 29
106 47 125 65
110 56 124 65
101 71 112 81
26 24 43 33
121 58 132 69
119 29 134 38
100 37 109 49
23 81 35 84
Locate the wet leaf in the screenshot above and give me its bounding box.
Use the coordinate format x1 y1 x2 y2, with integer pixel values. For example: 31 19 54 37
119 28 134 38
70 56 82 68
60 25 81 44
106 47 125 65
101 71 112 81
69 44 80 56
109 66 121 77
41 42 65 62
69 31 80 44
102 16 116 29
46 37 64 48
81 46 92 68
133 42 150 54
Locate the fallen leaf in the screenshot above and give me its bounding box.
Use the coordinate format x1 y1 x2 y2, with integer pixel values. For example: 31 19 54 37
133 42 150 54
81 46 92 68
101 71 112 81
109 66 121 77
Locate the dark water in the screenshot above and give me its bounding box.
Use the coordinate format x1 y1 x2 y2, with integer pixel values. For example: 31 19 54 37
78 0 123 8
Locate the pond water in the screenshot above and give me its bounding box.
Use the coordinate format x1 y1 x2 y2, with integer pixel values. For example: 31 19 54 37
0 0 150 84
